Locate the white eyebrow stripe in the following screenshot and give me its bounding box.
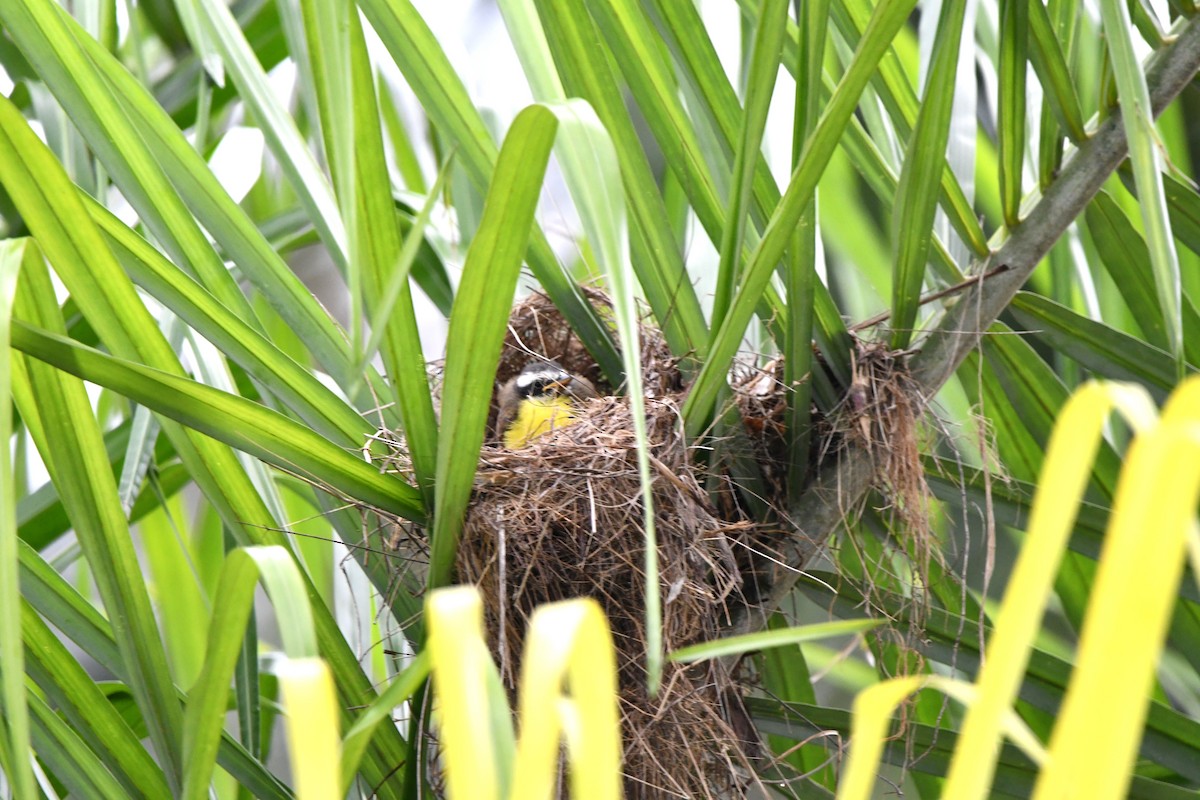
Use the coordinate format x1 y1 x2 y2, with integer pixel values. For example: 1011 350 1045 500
516 367 568 390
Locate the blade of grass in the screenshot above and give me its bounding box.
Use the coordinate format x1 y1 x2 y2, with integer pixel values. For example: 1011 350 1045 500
9 322 424 522
358 0 623 383
21 601 171 798
683 0 921 436
509 0 709 361
300 1 439 496
889 0 967 349
711 0 788 334
429 104 557 589
0 239 34 799
378 76 428 194
999 0 1029 228
191 0 348 271
1161 171 1200 268
173 0 224 86
354 157 454 392
12 255 186 791
1097 0 1184 378
139 489 207 690
510 598 622 800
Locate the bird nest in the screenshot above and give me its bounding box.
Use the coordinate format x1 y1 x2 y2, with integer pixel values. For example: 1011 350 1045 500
451 291 767 797
461 397 758 797
362 284 947 796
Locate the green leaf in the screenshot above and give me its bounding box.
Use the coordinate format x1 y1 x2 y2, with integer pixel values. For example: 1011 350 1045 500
1009 292 1191 391
27 692 131 800
9 322 424 523
340 651 431 794
429 104 558 589
22 601 172 798
1162 171 1200 258
86 197 370 447
999 0 1029 228
18 539 296 799
683 0 920 435
307 2 441 497
0 239 34 799
670 618 882 663
191 0 348 270
0 0 362 387
544 98 666 690
12 256 186 791
786 0 831 492
1098 0 1184 377
515 0 710 360
758 614 834 790
182 546 316 800
582 0 725 273
1085 192 1200 365
821 0 990 259
1027 0 1086 144
889 0 967 349
647 0 855 372
358 0 623 382
710 0 788 334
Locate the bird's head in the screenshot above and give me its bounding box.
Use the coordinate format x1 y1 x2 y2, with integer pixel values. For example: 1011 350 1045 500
513 360 593 401
496 359 600 447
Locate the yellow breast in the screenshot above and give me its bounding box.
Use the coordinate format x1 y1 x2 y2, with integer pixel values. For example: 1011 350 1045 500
503 395 578 448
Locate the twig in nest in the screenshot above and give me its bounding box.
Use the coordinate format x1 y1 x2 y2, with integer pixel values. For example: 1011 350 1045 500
847 263 1012 332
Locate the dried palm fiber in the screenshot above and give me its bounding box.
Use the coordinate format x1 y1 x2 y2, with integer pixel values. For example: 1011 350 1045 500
455 290 767 798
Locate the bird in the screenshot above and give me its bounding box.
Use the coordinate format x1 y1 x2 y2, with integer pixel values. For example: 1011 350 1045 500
496 360 599 448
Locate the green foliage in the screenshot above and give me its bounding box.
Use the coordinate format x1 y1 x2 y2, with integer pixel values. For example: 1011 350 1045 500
1 0 1198 797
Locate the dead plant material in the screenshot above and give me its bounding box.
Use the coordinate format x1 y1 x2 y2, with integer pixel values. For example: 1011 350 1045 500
729 340 935 581
731 339 941 755
820 339 943 774
462 394 767 798
450 292 772 798
835 340 936 587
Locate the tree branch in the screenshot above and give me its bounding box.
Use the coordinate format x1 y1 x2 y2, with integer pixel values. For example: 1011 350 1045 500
732 16 1200 634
